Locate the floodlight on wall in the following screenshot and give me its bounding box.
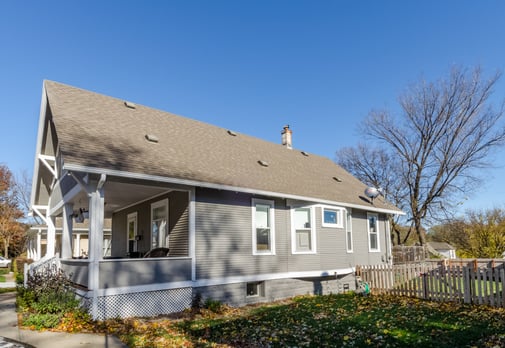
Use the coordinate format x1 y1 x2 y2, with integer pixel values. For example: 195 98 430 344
70 208 89 223
80 208 89 220
73 213 84 223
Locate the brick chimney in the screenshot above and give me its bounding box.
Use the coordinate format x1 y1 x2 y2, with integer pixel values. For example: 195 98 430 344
281 125 292 149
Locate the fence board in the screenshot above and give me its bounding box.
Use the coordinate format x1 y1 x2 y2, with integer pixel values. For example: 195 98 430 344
357 260 505 308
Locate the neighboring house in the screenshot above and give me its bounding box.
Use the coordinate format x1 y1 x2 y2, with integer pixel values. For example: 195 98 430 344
27 218 112 261
30 80 403 319
427 242 457 259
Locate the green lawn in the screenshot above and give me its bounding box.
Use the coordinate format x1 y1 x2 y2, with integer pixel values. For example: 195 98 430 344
101 293 505 347
0 268 8 282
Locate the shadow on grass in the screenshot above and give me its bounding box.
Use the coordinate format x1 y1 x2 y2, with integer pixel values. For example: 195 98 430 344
175 293 505 348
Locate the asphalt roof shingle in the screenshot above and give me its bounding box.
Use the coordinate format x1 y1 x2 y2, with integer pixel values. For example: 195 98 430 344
44 80 402 213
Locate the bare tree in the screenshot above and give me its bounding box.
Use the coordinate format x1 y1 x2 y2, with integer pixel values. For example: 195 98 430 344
336 144 409 245
14 170 41 225
359 66 505 245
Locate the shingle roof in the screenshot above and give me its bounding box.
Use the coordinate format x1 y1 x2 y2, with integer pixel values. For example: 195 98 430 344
427 242 455 250
44 80 402 213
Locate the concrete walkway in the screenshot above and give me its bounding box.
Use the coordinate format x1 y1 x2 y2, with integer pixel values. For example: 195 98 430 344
0 292 128 348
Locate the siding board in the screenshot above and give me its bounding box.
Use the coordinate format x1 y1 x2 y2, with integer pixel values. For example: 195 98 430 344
194 188 371 280
111 190 189 257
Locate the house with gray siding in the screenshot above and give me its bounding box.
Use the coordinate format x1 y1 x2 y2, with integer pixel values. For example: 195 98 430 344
30 80 403 319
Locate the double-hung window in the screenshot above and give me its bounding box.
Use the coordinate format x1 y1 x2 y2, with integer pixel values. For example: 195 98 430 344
292 207 316 253
252 199 275 255
151 199 169 249
367 213 380 252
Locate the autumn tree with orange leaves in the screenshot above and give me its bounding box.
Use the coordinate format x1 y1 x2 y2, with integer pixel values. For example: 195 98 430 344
0 164 24 257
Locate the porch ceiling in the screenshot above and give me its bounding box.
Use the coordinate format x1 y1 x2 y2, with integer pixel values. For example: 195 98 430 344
68 179 172 218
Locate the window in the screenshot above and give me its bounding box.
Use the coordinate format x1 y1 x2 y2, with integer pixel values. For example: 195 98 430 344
127 212 138 253
246 281 265 297
252 199 275 255
151 199 169 249
367 213 380 252
321 206 345 228
346 209 353 253
292 207 316 253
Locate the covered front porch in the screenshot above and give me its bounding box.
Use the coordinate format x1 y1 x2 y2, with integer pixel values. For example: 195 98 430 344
31 166 196 319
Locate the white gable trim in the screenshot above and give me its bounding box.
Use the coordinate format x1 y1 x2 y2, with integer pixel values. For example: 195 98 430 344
30 83 49 211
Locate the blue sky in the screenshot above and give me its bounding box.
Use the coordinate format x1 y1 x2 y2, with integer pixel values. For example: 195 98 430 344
1 1 505 214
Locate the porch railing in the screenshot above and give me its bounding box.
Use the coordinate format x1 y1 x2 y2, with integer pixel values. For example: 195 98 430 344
60 256 193 290
24 254 61 287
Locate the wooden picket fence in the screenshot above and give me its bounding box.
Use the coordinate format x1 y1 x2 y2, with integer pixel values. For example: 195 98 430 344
356 261 505 307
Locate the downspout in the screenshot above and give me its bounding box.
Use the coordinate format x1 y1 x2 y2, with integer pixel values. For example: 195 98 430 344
385 216 392 265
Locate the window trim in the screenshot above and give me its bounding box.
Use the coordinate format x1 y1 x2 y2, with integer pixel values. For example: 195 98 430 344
346 208 353 253
291 205 316 254
127 212 138 253
252 198 276 255
246 281 265 298
367 212 380 252
151 198 169 249
321 205 345 228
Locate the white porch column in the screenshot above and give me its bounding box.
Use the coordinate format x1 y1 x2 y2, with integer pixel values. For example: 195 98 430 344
27 238 33 260
46 216 56 257
36 229 41 261
88 175 105 320
74 234 81 257
61 203 74 259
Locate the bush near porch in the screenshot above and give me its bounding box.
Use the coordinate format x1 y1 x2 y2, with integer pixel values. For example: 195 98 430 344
16 265 92 331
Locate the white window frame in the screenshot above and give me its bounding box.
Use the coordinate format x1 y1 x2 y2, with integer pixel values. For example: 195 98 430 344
252 198 276 255
246 281 265 298
346 208 353 253
367 212 380 252
321 205 345 228
127 212 138 253
151 199 169 249
291 205 316 254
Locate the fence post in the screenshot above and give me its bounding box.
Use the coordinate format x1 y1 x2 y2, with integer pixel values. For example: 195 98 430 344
501 268 505 308
422 272 428 300
463 266 471 304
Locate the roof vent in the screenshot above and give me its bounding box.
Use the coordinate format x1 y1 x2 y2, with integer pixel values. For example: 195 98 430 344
333 176 342 182
145 134 159 143
301 151 309 157
227 130 237 136
258 160 269 167
124 101 136 109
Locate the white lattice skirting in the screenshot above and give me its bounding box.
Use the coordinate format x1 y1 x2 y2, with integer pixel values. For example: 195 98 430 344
86 287 193 320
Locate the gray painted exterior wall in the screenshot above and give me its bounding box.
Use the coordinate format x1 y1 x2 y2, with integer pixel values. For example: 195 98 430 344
194 187 390 281
98 258 192 288
195 188 289 280
61 260 89 288
74 185 391 316
196 273 356 307
111 190 189 258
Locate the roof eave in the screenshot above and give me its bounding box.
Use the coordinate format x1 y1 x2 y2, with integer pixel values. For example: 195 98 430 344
63 162 405 216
